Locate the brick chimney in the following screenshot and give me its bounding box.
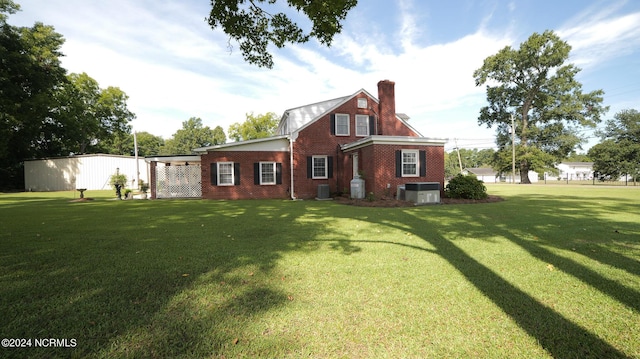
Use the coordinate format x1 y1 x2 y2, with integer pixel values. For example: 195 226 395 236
377 80 396 135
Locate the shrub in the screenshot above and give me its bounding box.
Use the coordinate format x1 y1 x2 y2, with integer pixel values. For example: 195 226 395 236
445 174 488 200
109 173 127 190
139 180 149 192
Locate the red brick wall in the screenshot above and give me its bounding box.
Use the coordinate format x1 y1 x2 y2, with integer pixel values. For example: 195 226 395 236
346 144 445 198
149 161 157 199
195 83 439 200
200 151 290 199
292 92 420 198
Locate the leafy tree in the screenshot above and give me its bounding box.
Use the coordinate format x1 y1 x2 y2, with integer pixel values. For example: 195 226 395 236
564 151 592 162
0 0 19 22
99 131 164 157
133 131 165 157
474 30 607 183
208 0 357 68
228 112 279 142
163 117 226 154
444 152 459 178
103 131 133 155
212 125 227 146
588 109 640 180
445 148 495 178
0 2 67 188
457 148 495 169
598 109 640 143
54 72 135 154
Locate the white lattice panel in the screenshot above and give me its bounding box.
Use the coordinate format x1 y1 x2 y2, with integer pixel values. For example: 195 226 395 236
156 165 202 198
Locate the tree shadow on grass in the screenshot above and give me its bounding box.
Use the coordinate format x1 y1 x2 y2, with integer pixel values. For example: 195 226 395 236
313 195 637 358
412 227 630 358
0 199 320 358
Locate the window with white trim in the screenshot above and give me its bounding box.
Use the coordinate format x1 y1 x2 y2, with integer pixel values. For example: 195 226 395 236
312 156 328 179
357 98 367 108
402 150 419 177
217 162 234 185
335 114 349 136
355 115 369 136
260 162 276 185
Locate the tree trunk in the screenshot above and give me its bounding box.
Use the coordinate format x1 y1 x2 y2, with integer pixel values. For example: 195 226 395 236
519 99 533 184
520 160 531 184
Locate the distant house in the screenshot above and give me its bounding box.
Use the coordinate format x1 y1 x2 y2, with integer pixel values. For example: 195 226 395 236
504 171 540 183
465 168 499 183
24 154 149 191
556 162 594 180
148 80 448 200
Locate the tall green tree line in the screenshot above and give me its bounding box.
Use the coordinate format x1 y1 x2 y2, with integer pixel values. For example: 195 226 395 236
0 0 136 188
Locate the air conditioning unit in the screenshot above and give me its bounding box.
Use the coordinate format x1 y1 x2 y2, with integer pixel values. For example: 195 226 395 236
405 182 440 204
317 184 330 199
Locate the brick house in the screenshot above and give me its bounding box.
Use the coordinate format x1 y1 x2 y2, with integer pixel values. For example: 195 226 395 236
187 80 448 200
148 80 447 200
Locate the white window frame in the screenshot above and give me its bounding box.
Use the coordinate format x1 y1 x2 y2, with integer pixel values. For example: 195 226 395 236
355 115 369 137
260 162 276 185
217 162 234 186
335 114 350 136
312 155 328 179
402 150 419 177
357 98 367 109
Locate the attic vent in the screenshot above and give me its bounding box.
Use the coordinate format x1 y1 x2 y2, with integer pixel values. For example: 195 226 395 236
357 98 367 108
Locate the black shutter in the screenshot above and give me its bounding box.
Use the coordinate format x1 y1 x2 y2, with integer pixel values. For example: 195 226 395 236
369 116 375 136
307 156 313 178
419 150 427 177
234 163 240 185
395 150 402 177
211 163 218 185
330 114 336 135
328 156 334 178
276 163 283 184
254 163 260 185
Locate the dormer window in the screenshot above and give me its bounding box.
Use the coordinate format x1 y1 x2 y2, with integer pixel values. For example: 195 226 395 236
357 98 367 109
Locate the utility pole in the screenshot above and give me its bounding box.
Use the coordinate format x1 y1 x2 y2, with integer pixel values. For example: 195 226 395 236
511 114 516 184
454 138 463 173
134 131 140 189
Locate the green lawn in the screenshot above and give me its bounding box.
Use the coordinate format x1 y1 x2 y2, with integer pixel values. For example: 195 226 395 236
1 185 639 358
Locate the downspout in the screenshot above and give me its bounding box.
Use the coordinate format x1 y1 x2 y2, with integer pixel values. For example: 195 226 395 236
289 135 296 200
287 112 297 200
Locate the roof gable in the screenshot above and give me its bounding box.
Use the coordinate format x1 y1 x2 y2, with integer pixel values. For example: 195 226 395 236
277 88 378 136
276 87 423 137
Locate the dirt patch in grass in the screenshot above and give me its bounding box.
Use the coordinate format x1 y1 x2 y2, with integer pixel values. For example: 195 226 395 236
334 195 504 207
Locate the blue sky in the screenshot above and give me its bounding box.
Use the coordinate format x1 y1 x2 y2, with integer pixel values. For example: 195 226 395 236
10 0 640 152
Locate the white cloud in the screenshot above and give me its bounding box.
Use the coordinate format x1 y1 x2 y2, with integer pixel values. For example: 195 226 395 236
558 4 640 68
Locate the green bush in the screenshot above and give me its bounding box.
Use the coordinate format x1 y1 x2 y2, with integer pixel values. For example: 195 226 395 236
445 174 488 199
109 173 127 190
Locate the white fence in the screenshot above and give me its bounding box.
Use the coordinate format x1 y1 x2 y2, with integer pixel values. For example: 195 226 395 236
155 165 202 198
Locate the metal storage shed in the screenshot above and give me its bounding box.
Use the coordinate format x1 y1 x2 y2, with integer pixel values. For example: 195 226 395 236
24 154 149 191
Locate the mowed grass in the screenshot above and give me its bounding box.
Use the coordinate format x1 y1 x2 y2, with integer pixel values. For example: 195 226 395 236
0 185 639 358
